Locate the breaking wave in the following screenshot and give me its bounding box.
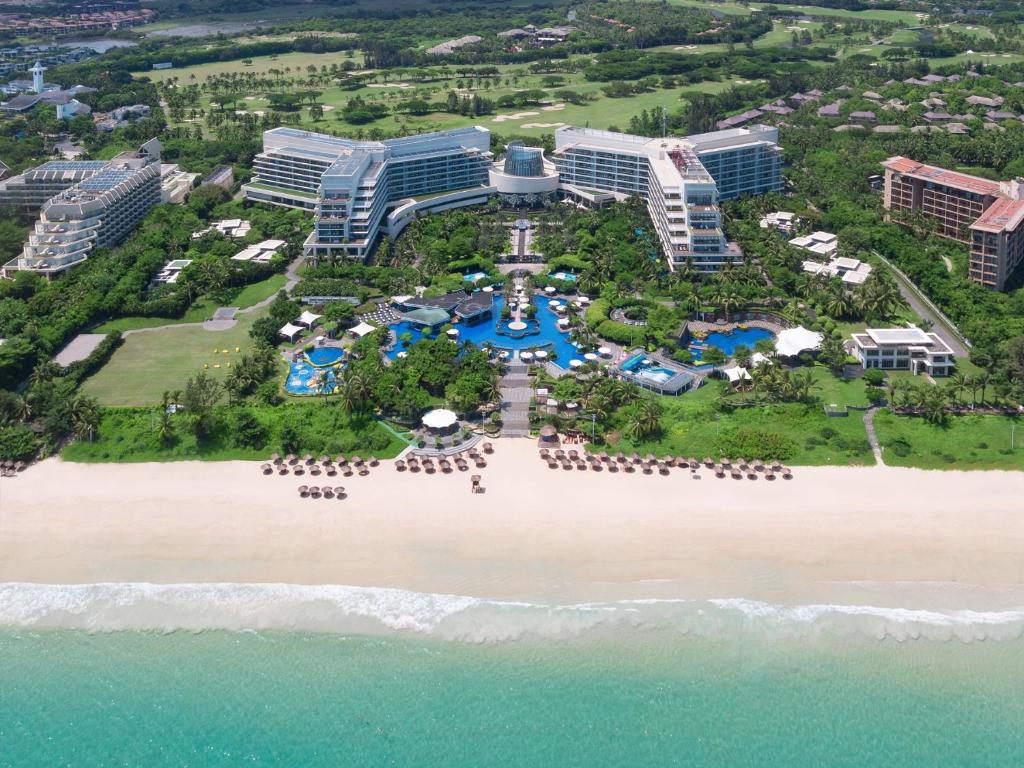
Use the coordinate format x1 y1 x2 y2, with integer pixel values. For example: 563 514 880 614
1 583 1022 643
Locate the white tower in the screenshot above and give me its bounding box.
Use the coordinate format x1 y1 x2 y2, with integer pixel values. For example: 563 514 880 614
30 62 45 93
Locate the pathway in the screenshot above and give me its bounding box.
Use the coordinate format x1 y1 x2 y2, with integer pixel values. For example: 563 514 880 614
499 362 532 438
870 250 969 357
120 257 303 338
864 406 884 465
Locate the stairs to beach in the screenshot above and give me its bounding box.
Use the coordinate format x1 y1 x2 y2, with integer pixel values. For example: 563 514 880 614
500 362 532 438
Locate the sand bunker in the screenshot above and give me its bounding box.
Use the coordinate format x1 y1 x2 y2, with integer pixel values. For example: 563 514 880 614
541 103 566 111
492 111 540 123
367 82 413 89
521 122 566 129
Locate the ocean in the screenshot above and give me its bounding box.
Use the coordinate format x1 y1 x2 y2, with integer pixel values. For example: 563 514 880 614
1 583 1022 767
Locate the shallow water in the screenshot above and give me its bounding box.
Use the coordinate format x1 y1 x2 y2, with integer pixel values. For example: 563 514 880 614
1 584 1022 766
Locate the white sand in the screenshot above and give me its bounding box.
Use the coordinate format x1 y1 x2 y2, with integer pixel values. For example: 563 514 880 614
521 122 566 129
2 441 1023 603
541 103 566 112
492 111 540 123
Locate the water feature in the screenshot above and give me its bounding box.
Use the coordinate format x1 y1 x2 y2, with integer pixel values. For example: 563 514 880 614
620 354 680 384
305 347 345 367
689 326 775 365
385 294 579 368
462 271 488 284
548 271 578 283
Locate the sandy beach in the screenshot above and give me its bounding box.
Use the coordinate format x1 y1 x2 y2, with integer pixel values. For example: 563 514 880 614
2 440 1023 606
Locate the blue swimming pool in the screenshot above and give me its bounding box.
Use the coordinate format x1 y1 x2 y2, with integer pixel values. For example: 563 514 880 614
463 271 488 283
548 271 578 283
621 354 680 384
286 360 340 395
386 294 580 368
688 326 775 365
305 347 345 367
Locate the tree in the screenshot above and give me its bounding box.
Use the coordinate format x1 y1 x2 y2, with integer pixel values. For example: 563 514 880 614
69 395 99 442
182 370 223 439
625 397 663 441
818 335 848 376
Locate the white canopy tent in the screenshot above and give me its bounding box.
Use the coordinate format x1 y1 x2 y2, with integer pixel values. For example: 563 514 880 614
422 408 458 430
296 310 322 329
775 327 824 357
722 365 751 383
348 321 377 338
278 322 304 341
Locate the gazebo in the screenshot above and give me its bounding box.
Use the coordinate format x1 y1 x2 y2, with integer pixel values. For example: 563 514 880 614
296 310 322 329
775 327 824 358
279 322 304 342
422 408 458 435
348 321 377 338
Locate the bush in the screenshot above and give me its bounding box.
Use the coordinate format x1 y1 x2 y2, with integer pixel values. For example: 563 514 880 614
862 368 885 386
0 424 39 460
715 428 796 461
889 437 912 457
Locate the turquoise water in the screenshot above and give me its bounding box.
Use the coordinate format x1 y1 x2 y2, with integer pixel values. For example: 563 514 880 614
305 347 345 367
690 327 775 365
386 295 579 366
462 271 487 283
621 353 682 383
548 270 578 282
285 359 339 395
2 626 1022 767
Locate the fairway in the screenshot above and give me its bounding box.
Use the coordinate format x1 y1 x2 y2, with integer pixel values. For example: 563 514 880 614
83 312 264 407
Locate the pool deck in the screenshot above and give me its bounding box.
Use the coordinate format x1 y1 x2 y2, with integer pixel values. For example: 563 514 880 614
614 349 701 395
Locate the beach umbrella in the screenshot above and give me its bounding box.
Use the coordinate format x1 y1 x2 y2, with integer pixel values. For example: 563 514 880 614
569 359 583 369
318 454 330 464
335 486 346 498
278 466 289 475
303 453 314 465
535 350 548 360
598 346 611 357
520 351 534 361
294 466 305 476
297 485 308 496
270 453 281 464
286 454 297 465
544 286 556 294
261 463 272 475
483 442 494 454
548 299 561 307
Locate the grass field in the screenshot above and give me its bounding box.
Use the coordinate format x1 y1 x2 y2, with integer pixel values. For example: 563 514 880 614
873 410 1024 470
138 50 364 83
606 371 875 466
94 274 287 334
82 311 264 407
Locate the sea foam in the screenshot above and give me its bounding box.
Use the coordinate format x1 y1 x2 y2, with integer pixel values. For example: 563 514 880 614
1 583 1022 643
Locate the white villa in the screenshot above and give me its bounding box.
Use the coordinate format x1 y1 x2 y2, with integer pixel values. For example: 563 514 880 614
849 327 955 377
802 254 873 286
789 230 838 257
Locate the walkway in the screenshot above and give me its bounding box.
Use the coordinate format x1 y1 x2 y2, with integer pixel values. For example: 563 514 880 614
864 406 884 465
871 250 969 357
500 362 532 438
120 257 303 338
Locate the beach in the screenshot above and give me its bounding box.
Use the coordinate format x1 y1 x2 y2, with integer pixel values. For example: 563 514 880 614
2 440 1023 607
4 442 1024 766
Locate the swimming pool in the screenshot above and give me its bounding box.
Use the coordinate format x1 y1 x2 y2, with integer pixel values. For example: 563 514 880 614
620 355 681 384
386 294 579 368
286 359 340 395
689 326 775 364
305 347 345 367
548 271 578 283
463 271 488 283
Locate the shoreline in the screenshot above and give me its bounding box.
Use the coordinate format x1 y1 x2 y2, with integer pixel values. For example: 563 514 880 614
2 440 1023 611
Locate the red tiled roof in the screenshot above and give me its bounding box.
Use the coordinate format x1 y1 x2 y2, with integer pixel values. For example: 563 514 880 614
971 197 1024 233
882 156 1002 196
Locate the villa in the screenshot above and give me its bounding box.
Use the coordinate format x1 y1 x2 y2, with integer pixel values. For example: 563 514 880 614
849 327 955 377
759 211 799 234
801 254 873 286
789 230 838 257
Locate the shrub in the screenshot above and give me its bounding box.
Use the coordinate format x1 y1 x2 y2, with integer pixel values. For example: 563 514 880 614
862 368 885 386
0 424 39 460
889 437 912 457
715 428 796 461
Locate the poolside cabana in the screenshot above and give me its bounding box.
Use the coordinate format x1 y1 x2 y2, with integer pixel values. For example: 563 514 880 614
722 365 751 384
349 321 377 338
402 307 451 329
297 310 322 330
775 327 824 358
279 322 304 342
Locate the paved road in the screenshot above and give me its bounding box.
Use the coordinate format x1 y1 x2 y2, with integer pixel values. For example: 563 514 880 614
872 251 969 357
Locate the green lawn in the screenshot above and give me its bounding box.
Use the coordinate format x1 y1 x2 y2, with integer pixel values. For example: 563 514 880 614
82 312 265 407
605 377 875 466
94 274 287 334
873 410 1024 470
63 403 405 462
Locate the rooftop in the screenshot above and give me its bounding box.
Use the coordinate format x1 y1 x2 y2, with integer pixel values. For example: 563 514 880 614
971 197 1024 234
882 156 1003 196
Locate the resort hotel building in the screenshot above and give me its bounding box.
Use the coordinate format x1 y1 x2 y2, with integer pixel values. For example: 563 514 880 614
849 327 955 377
881 156 1024 290
1 140 163 278
246 124 783 271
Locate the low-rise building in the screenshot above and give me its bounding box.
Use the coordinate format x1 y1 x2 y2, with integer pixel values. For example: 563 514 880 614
849 327 955 376
789 230 838 257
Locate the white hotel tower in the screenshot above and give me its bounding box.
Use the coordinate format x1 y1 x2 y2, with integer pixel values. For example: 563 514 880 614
244 123 782 270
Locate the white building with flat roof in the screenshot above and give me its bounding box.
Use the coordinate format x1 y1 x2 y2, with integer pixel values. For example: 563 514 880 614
850 327 955 376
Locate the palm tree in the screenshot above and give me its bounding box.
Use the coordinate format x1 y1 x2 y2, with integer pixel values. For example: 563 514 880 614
70 396 100 442
626 397 662 440
948 371 969 406
975 371 991 407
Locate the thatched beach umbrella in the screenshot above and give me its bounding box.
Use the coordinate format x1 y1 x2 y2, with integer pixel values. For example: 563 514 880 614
326 466 338 477
715 466 726 478
318 454 330 464
294 466 305 476
297 485 309 497
483 442 494 454
323 487 335 498
631 453 642 464
782 467 793 480
270 453 281 464
261 464 272 475
335 486 346 499
703 457 714 467
352 456 363 466
369 456 380 467
310 465 321 476
278 466 289 476
303 453 314 465
623 462 634 473
285 454 297 465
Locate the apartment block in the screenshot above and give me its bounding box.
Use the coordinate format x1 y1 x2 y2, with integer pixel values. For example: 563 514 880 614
0 160 109 218
882 156 1024 289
